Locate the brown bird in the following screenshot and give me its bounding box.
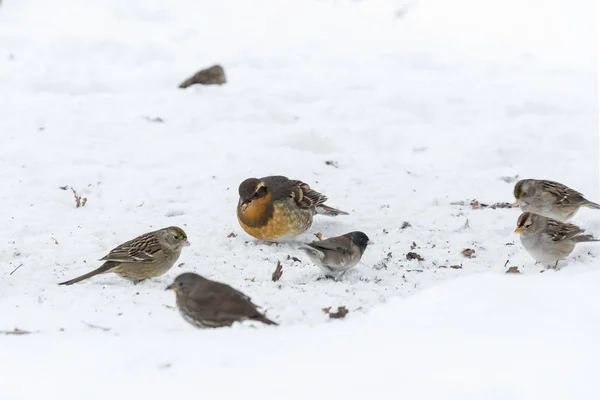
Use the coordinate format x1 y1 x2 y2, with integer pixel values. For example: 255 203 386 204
301 231 372 278
179 64 226 89
236 175 348 241
59 226 190 285
166 272 277 328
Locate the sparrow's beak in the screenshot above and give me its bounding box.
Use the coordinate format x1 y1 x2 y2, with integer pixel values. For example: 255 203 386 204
182 238 191 247
165 283 175 291
367 241 375 245
515 198 520 206
514 227 523 234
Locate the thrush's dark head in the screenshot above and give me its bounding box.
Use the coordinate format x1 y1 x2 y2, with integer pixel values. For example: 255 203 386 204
238 178 269 206
346 231 372 253
166 272 204 294
514 179 536 201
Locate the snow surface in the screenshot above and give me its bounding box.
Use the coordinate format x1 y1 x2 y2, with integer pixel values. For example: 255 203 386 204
0 0 598 398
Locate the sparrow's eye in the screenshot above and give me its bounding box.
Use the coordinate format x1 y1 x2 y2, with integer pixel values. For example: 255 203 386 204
172 235 179 240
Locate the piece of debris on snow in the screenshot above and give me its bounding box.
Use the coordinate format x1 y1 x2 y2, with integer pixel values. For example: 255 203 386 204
70 187 88 208
177 262 185 268
406 252 424 261
142 116 164 123
325 160 339 168
83 322 110 332
322 306 349 319
179 65 226 89
1 328 34 335
401 221 411 229
227 232 237 238
286 255 301 263
506 266 521 274
373 252 392 270
314 232 323 241
461 248 476 258
410 241 417 250
439 265 463 269
451 199 518 210
499 175 519 184
272 261 283 282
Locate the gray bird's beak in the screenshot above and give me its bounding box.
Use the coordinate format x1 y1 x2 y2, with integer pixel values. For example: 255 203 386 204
183 238 191 246
367 241 374 245
165 283 175 291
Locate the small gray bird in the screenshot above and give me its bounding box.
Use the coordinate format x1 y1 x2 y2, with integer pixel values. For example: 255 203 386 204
514 179 600 221
300 231 372 278
59 226 190 285
515 212 598 269
166 272 277 328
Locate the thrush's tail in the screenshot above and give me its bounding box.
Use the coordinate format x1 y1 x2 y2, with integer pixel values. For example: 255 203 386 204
584 200 600 210
253 313 278 326
573 234 600 243
58 262 115 285
315 204 349 216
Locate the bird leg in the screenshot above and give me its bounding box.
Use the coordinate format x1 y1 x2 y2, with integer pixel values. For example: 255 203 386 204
553 260 559 270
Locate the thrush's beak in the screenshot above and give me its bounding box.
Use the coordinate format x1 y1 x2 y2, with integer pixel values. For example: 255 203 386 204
367 241 374 245
514 227 523 234
165 283 175 291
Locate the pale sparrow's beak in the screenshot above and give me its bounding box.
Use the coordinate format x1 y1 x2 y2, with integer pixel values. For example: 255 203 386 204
165 283 176 291
514 227 523 234
367 240 374 245
182 238 191 246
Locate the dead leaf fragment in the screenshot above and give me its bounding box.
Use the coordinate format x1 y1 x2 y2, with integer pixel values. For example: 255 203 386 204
506 266 521 274
227 232 237 238
314 232 323 241
286 255 301 263
272 261 283 282
461 248 476 258
322 306 349 319
406 252 424 261
177 262 185 268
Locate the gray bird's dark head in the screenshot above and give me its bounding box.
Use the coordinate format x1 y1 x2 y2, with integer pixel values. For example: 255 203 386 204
238 178 269 208
159 226 190 250
166 272 204 294
346 231 372 254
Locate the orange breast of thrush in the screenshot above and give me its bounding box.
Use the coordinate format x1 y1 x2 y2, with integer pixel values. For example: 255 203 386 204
238 202 312 241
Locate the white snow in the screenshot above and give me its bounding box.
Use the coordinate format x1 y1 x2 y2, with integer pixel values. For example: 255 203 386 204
0 0 598 398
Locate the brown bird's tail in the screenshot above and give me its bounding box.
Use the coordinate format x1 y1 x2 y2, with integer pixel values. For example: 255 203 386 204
573 235 600 243
315 204 349 216
58 262 115 286
253 314 278 326
584 200 600 210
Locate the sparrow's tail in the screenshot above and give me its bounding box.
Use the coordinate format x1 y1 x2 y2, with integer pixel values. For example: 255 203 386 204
58 262 115 286
253 314 278 326
584 200 600 210
315 204 349 216
573 234 600 243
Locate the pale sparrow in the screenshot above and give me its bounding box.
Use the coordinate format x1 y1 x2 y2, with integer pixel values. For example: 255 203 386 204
166 272 277 328
514 179 600 221
59 226 190 285
515 212 598 269
300 231 372 278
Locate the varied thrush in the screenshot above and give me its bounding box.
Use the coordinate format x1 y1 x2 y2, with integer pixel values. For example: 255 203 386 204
236 175 348 241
